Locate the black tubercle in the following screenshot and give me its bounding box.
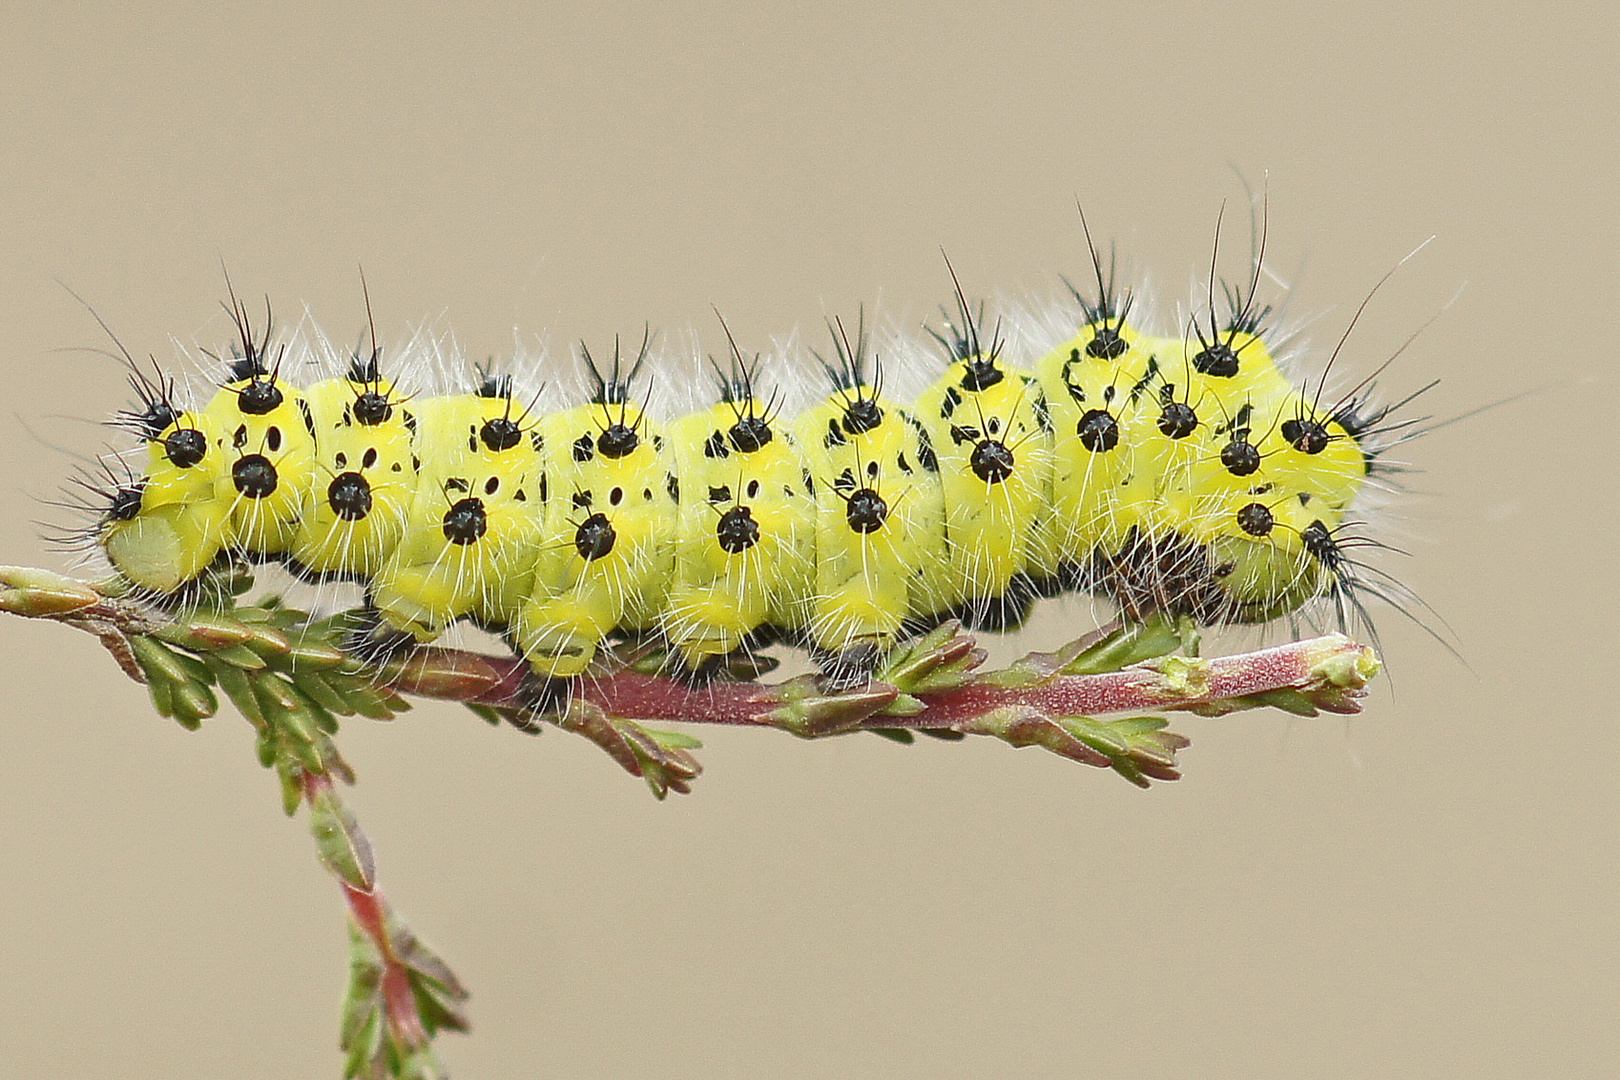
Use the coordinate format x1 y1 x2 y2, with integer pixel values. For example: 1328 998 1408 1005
597 423 639 459
1086 325 1127 360
845 487 888 534
930 258 1006 398
1236 502 1274 537
442 497 488 545
1301 519 1341 568
217 276 278 386
107 484 144 521
1192 343 1240 378
327 472 373 521
842 398 883 435
347 355 380 384
236 378 283 415
716 505 760 554
1330 383 1439 477
111 349 185 440
574 512 616 560
728 416 772 453
475 370 513 399
1077 409 1120 452
354 391 393 426
227 355 269 382
970 439 1015 483
123 399 179 440
1157 401 1198 440
579 330 652 406
231 454 278 498
960 356 1004 392
164 427 208 468
1221 437 1261 476
480 417 523 452
1069 204 1136 363
1282 417 1331 454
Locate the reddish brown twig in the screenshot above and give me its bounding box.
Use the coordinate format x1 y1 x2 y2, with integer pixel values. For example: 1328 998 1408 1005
384 633 1378 728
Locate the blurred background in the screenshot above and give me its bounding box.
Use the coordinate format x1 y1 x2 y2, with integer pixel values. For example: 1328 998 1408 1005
1 2 1614 1077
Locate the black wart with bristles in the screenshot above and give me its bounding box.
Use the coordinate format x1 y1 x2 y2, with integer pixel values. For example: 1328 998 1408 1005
579 330 654 460
1065 203 1136 361
710 311 781 455
812 310 890 446
928 255 1006 392
1189 195 1273 379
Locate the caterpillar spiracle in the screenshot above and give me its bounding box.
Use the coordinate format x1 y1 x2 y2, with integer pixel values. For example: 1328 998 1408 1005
73 210 1420 702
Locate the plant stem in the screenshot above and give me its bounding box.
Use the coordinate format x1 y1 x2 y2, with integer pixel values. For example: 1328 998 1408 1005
385 634 1377 727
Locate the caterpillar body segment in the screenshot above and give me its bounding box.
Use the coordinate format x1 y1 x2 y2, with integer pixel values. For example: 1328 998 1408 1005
661 376 817 672
371 381 547 641
201 365 317 560
188 294 321 561
911 336 1057 630
1032 317 1162 578
514 344 676 678
792 324 951 674
289 364 418 580
99 405 234 594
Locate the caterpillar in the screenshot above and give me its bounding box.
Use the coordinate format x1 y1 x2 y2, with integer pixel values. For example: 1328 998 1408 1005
74 208 1418 702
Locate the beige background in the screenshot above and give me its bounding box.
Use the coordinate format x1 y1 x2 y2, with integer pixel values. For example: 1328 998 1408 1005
1 2 1615 1077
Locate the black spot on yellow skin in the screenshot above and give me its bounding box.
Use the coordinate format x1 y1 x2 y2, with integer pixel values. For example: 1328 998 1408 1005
574 513 616 560
237 379 283 415
845 487 887 534
232 455 277 498
1078 409 1119 452
164 428 207 468
328 472 372 520
716 505 760 553
442 497 487 544
1237 502 1274 536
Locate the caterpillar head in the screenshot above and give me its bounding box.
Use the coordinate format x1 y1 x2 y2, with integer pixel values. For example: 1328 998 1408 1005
99 408 234 594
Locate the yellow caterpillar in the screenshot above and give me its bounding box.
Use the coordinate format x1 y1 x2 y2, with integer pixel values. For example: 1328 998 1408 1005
85 212 1408 699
